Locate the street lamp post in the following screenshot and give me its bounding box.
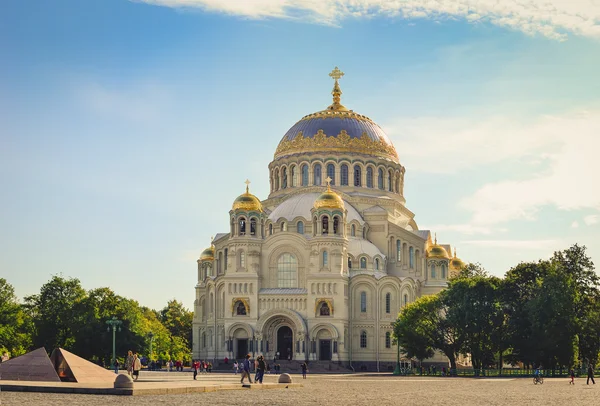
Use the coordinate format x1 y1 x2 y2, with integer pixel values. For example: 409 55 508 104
147 332 155 362
393 338 401 375
106 316 122 372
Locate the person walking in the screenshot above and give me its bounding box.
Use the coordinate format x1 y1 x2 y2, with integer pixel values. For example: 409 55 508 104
301 362 308 379
587 364 596 385
256 355 266 384
193 360 199 380
114 358 120 374
133 354 142 381
569 368 575 385
125 350 134 376
241 354 253 384
233 361 239 374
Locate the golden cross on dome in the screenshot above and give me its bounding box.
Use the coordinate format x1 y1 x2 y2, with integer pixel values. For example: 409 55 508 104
245 179 251 193
325 176 332 190
329 66 344 81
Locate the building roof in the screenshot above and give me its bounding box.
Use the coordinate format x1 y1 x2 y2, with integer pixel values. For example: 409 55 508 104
268 193 364 224
347 237 385 259
412 230 430 240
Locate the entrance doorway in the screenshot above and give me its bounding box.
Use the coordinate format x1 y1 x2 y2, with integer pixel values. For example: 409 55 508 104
319 340 331 361
236 339 248 359
277 326 293 360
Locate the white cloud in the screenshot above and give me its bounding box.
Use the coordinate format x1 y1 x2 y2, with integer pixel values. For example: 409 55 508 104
462 239 561 249
422 223 492 235
584 214 599 225
572 221 579 228
389 115 560 174
454 109 600 225
134 0 600 40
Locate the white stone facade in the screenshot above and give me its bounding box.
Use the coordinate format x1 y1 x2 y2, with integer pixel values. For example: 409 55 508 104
192 73 461 370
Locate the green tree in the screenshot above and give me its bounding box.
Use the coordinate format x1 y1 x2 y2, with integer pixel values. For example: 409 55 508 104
443 275 504 372
393 295 462 370
24 275 87 351
0 278 32 356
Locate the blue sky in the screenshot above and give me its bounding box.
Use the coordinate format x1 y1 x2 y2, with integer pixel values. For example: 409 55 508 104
2 0 599 310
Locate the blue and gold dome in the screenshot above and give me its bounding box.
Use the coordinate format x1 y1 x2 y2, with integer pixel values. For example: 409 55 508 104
274 67 399 162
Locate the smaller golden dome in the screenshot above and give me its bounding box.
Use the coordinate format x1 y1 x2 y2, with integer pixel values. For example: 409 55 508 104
449 248 465 270
314 178 345 210
200 245 214 261
427 234 449 259
232 180 263 212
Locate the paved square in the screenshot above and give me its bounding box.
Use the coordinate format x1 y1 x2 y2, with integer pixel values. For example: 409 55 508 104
2 372 598 405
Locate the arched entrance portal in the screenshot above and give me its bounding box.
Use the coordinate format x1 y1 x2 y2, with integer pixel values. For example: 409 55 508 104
277 326 293 360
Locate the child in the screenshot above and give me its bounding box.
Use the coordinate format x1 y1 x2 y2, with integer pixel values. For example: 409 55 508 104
570 368 575 385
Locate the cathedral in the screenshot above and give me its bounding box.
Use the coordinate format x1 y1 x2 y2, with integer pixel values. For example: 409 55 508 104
192 68 465 371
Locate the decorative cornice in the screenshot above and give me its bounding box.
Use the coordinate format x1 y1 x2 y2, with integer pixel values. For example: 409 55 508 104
274 130 399 162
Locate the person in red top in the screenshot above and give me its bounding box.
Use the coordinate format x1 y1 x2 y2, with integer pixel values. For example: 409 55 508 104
193 360 199 380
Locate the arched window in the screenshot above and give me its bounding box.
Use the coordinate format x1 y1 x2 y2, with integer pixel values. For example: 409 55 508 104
322 216 329 235
269 223 273 236
360 257 367 269
363 227 367 239
224 248 228 271
297 221 304 234
360 331 367 348
378 168 384 189
250 218 257 236
360 292 367 313
327 163 335 185
375 258 380 271
235 301 247 315
385 332 391 349
341 164 349 186
396 240 401 262
209 293 213 314
395 176 399 193
313 163 322 186
275 172 280 190
409 247 414 269
333 216 339 235
388 170 393 191
301 164 308 186
201 298 205 319
431 263 436 278
385 293 391 314
403 294 408 306
354 165 362 186
290 165 296 187
202 332 206 348
239 217 246 236
351 224 356 237
322 251 328 267
441 264 447 279
319 302 330 316
348 257 352 269
218 252 223 273
366 166 373 188
282 167 288 189
281 222 286 232
277 253 298 288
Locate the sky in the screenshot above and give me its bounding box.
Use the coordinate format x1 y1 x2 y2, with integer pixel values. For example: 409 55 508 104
1 0 599 310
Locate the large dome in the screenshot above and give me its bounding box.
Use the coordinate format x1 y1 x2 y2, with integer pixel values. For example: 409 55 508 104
273 67 399 162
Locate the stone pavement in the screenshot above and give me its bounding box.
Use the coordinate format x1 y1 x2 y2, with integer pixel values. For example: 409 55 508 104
2 373 599 406
0 371 301 396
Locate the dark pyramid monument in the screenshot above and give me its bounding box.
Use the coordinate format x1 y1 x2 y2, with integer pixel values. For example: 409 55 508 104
0 347 60 382
50 348 116 384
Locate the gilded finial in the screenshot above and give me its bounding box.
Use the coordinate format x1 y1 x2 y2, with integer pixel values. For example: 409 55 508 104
434 233 437 245
327 66 347 111
325 176 332 191
245 179 251 194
